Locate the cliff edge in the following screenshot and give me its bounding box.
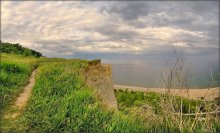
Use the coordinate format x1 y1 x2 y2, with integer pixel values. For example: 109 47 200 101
85 60 118 110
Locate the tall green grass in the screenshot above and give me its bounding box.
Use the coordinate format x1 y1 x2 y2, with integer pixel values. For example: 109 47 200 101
18 61 150 132
115 90 202 113
0 53 37 113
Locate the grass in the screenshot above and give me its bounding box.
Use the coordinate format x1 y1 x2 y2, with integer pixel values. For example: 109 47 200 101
115 89 202 113
0 53 37 113
15 60 149 132
115 89 220 133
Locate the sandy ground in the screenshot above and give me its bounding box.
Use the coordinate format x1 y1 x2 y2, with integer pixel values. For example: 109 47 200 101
114 85 220 100
4 69 36 119
14 69 36 108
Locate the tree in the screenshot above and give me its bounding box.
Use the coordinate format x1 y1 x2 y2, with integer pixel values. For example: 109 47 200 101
0 42 42 57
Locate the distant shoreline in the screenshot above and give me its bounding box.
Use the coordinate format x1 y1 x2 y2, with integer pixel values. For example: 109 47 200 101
114 85 220 100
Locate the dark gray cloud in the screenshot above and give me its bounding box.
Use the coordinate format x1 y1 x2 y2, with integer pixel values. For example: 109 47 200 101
95 24 140 41
104 1 152 20
102 1 219 40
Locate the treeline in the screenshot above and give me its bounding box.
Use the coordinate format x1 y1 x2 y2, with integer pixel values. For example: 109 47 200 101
0 42 42 57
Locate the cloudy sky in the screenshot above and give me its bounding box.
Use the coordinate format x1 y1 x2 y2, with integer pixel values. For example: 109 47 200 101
1 1 219 59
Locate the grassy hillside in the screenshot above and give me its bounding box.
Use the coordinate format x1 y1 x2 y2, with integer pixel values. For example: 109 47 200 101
15 58 149 132
0 54 148 132
0 42 42 57
1 53 219 132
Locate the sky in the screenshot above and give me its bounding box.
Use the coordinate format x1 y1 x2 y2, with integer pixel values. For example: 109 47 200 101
1 1 219 59
2 1 219 87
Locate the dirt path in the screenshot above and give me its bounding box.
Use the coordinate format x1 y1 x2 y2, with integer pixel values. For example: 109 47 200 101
4 69 36 119
14 69 36 110
1 69 37 132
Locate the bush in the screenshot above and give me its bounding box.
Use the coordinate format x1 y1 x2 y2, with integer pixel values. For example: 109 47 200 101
0 42 42 57
115 89 220 132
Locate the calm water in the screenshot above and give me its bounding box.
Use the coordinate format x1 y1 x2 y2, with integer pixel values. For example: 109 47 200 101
102 55 219 88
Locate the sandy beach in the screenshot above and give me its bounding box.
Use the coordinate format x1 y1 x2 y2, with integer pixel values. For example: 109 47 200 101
114 85 220 100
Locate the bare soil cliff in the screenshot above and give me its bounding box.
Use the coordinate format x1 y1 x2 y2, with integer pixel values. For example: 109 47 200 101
85 60 118 110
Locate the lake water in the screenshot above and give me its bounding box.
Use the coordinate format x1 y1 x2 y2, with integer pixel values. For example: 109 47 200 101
102 54 219 88
71 50 219 89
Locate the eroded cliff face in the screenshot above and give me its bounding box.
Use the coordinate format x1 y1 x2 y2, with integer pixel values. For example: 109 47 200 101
84 60 118 110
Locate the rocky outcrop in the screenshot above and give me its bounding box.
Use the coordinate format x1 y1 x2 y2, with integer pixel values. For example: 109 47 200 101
85 59 118 110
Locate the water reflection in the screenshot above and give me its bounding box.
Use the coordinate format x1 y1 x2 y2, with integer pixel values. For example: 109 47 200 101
103 57 218 88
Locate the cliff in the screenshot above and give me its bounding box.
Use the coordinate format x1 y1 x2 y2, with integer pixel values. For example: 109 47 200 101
84 59 118 110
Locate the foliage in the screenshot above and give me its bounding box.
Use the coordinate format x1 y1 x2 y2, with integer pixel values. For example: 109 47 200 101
115 89 220 133
0 42 42 57
88 59 101 65
115 90 202 113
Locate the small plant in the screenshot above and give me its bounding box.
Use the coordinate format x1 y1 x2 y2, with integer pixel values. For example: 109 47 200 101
88 59 101 65
3 64 23 73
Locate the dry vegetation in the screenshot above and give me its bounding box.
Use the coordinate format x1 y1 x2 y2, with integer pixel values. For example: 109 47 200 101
115 48 220 132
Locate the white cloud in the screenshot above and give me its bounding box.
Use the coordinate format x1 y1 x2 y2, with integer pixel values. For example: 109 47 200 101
136 27 205 40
